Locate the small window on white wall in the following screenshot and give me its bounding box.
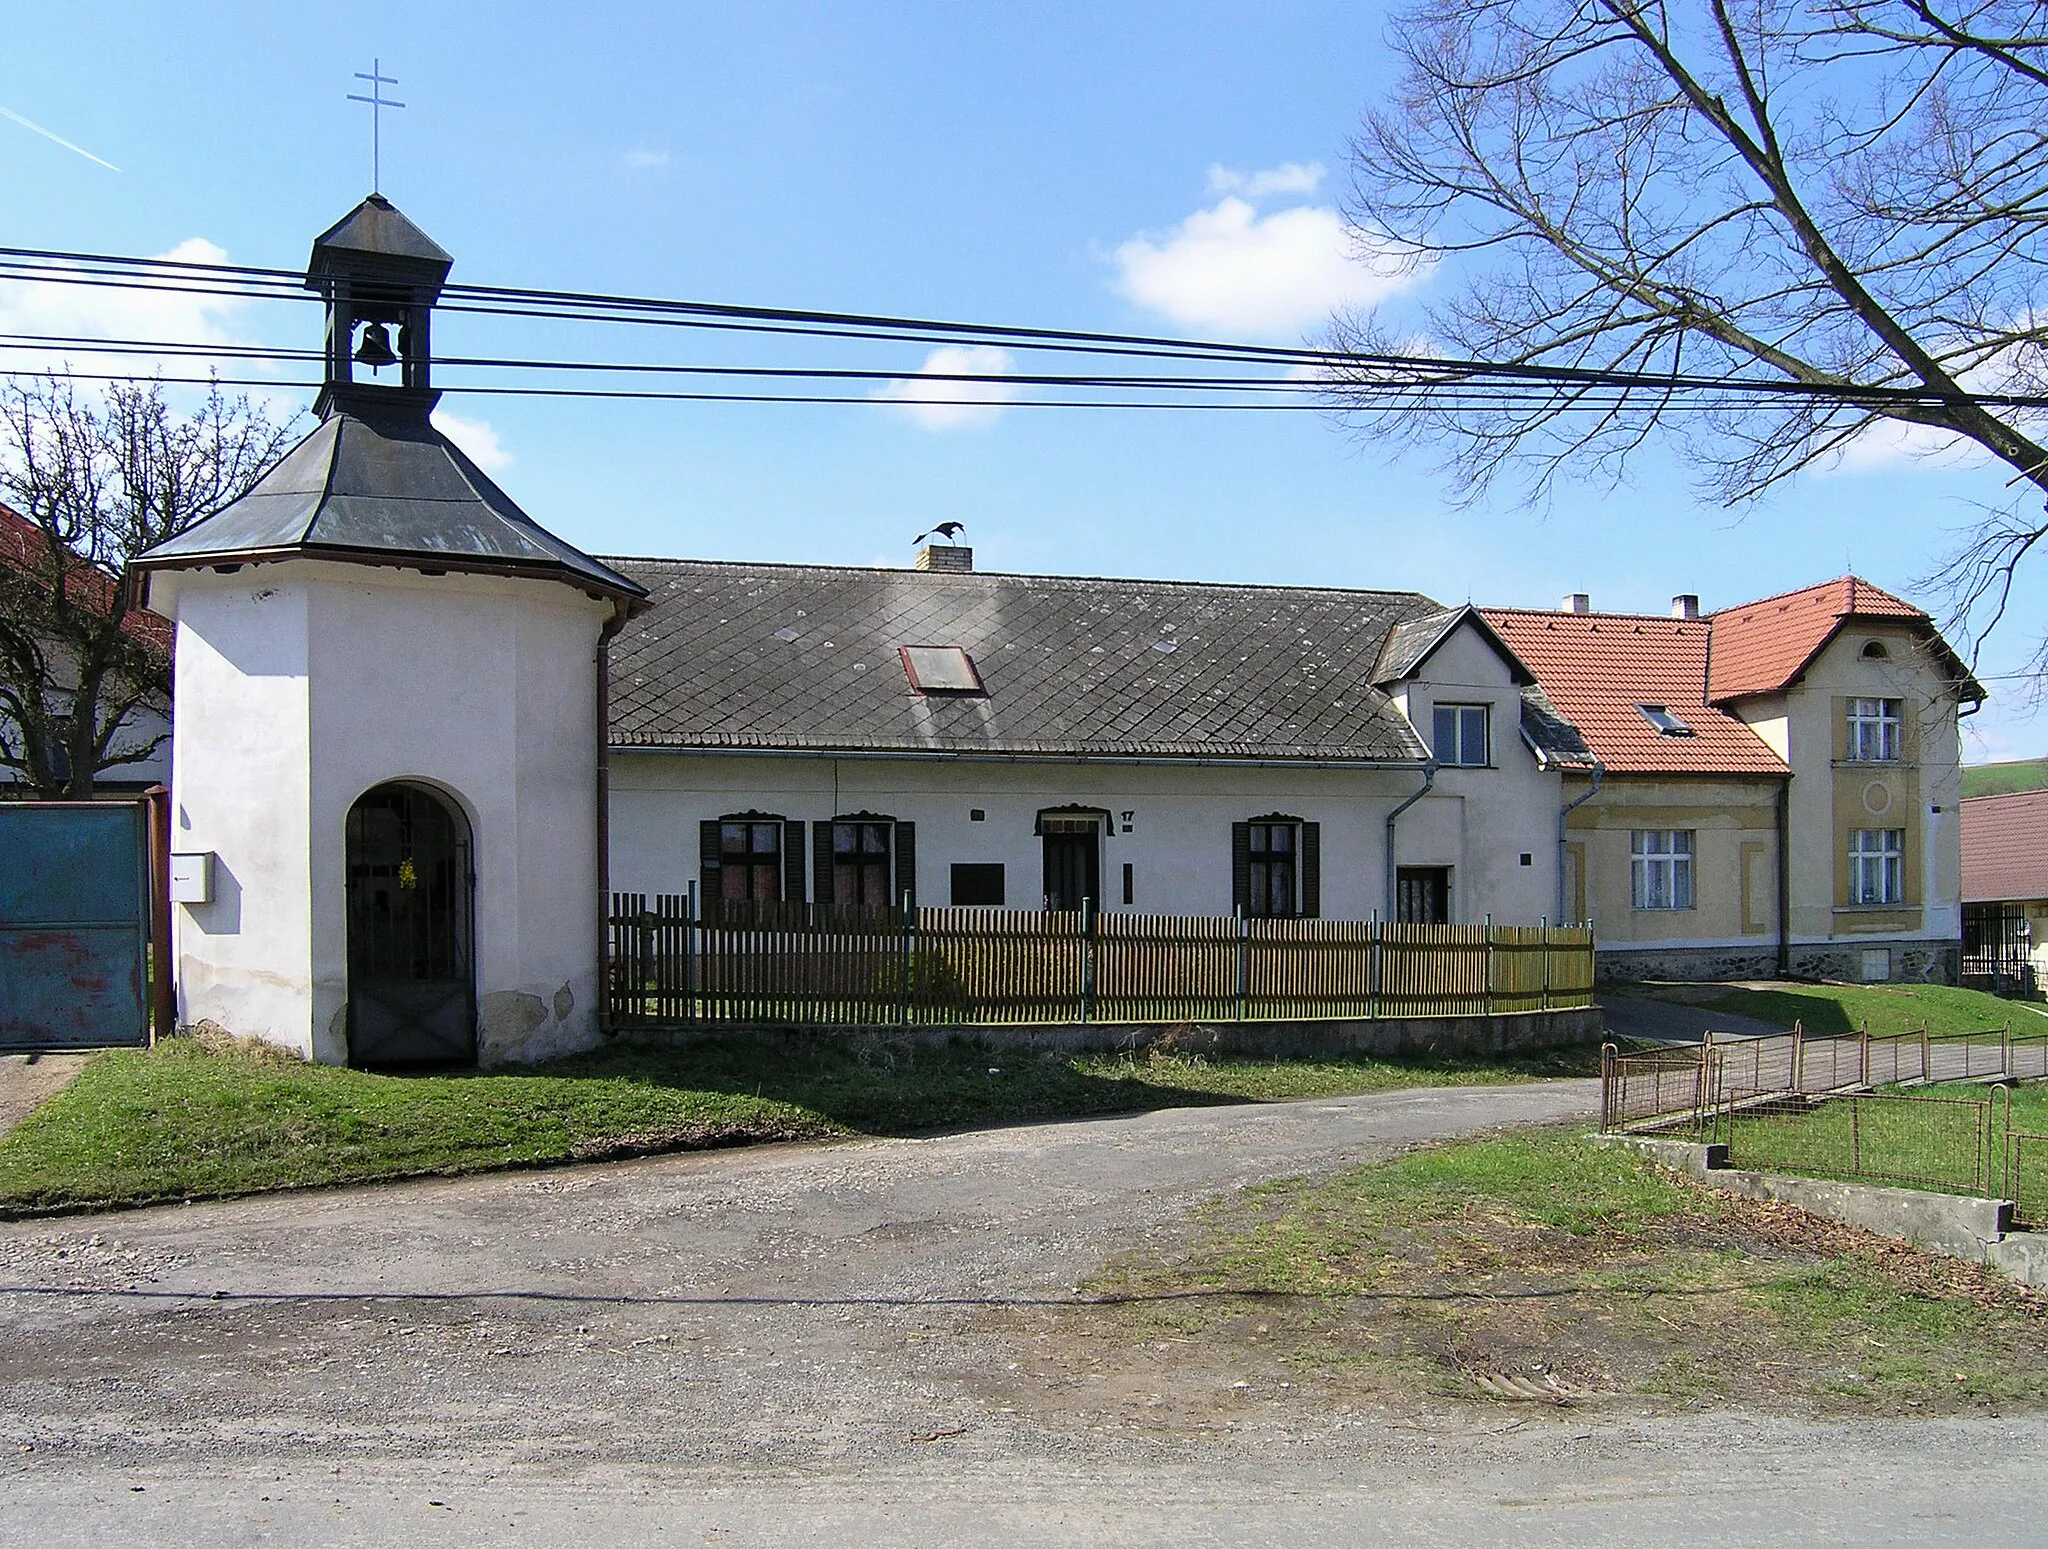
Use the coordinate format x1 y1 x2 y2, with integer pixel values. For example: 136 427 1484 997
1432 704 1489 766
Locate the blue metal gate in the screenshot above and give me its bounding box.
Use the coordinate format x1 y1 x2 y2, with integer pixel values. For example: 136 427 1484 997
0 800 153 1050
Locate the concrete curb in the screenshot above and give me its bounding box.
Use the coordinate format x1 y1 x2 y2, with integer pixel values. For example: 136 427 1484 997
1595 1131 2044 1286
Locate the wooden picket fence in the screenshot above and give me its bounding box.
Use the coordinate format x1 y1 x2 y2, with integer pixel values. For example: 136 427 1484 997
605 894 1595 1028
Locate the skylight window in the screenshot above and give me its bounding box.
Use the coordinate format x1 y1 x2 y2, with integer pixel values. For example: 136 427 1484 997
1638 704 1694 737
900 645 985 695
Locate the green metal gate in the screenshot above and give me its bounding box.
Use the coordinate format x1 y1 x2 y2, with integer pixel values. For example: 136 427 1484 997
0 799 156 1050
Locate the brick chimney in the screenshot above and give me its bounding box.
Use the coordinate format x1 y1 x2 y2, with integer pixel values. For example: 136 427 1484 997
915 544 973 573
1671 594 1700 619
1563 593 1591 614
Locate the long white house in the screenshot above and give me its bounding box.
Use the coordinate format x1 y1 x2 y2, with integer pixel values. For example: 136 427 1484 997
601 550 1570 931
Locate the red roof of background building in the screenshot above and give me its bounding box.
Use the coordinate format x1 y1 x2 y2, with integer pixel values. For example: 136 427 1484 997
1962 790 2048 903
1705 576 1965 701
0 501 173 655
1482 608 1789 775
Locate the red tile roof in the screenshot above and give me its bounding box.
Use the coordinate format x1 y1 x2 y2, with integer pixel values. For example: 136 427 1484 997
1482 608 1788 775
1706 576 1963 701
0 501 173 655
1962 791 2048 903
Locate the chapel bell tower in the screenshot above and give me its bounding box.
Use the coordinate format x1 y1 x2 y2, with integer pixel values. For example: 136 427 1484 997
135 196 646 1070
308 192 451 416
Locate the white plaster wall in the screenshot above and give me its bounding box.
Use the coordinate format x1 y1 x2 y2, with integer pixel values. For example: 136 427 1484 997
1392 624 1563 923
159 559 612 1065
158 571 314 1052
609 746 1560 927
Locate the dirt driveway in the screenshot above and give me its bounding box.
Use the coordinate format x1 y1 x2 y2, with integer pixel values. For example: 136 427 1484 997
0 1053 87 1140
2 1077 2045 1546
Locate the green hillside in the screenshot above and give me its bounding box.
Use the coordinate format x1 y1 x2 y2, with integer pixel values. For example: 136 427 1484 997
1963 758 2048 797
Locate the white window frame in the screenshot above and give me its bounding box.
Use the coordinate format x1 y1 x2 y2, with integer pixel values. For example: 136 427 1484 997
1630 830 1695 910
1432 703 1490 767
1846 697 1903 763
1849 828 1906 905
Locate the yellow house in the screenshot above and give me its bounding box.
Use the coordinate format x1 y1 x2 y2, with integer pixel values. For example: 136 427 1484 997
1486 579 1982 984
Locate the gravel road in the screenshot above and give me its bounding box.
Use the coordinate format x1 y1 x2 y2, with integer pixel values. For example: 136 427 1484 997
3 1076 2044 1546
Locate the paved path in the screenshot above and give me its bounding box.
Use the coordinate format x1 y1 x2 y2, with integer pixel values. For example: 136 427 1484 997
0 1053 87 1141
1599 990 1791 1045
3 1078 2045 1545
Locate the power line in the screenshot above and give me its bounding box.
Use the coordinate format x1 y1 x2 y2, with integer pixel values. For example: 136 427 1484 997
5 243 2048 413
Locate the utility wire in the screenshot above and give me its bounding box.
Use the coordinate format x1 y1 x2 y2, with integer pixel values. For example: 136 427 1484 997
5 244 2048 412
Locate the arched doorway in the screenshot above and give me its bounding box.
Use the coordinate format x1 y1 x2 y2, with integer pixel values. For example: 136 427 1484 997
345 782 475 1068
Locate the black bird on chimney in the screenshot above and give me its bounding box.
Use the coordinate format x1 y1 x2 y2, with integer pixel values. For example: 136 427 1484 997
913 522 966 545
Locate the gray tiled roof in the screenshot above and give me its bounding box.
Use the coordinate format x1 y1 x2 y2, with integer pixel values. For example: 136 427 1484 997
1376 604 1536 687
136 400 645 602
1517 684 1601 770
605 560 1444 761
1376 606 1466 682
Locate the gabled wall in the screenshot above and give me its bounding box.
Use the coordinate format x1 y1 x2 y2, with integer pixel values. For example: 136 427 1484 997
1386 621 1561 924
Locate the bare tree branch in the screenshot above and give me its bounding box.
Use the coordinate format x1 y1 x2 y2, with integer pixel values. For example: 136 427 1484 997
1335 0 2048 666
0 374 297 797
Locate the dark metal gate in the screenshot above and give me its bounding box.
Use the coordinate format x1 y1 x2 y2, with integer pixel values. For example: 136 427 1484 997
344 783 476 1068
1964 902 2035 997
0 798 157 1050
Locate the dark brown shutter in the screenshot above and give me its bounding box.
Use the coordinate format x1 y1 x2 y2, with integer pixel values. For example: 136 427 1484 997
814 821 836 914
783 820 806 904
1231 822 1251 914
1301 822 1322 918
894 821 917 910
698 820 722 915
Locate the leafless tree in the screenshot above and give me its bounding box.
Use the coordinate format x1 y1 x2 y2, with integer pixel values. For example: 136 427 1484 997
1335 0 2048 669
0 376 296 797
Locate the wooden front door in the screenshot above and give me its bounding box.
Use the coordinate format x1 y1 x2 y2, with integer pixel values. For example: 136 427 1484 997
1042 825 1101 912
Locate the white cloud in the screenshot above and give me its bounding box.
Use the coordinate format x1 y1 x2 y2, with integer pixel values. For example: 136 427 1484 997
1205 161 1325 199
622 146 672 172
432 409 513 472
876 344 1019 431
1111 196 1425 339
1819 417 1990 475
0 236 315 432
0 238 250 381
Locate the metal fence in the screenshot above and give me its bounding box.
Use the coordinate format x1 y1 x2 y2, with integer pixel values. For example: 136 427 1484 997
1600 1022 2048 1133
1712 1089 2005 1197
606 894 1596 1028
1600 1024 2048 1221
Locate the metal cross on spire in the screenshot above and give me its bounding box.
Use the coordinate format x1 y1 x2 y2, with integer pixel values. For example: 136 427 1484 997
347 59 405 192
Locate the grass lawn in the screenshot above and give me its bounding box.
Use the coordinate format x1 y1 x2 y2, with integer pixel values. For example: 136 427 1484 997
0 1029 1596 1216
1648 979 2048 1040
984 1125 2048 1421
1704 1079 2048 1203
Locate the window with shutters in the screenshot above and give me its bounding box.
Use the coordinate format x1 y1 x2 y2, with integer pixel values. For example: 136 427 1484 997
814 813 917 914
830 819 893 907
1234 815 1319 918
718 818 784 903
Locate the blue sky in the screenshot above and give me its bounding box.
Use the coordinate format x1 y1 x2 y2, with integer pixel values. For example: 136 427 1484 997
5 0 2043 759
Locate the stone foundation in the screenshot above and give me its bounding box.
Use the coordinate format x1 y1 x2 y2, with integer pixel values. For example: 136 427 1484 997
617 1005 1604 1063
1596 940 1960 987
